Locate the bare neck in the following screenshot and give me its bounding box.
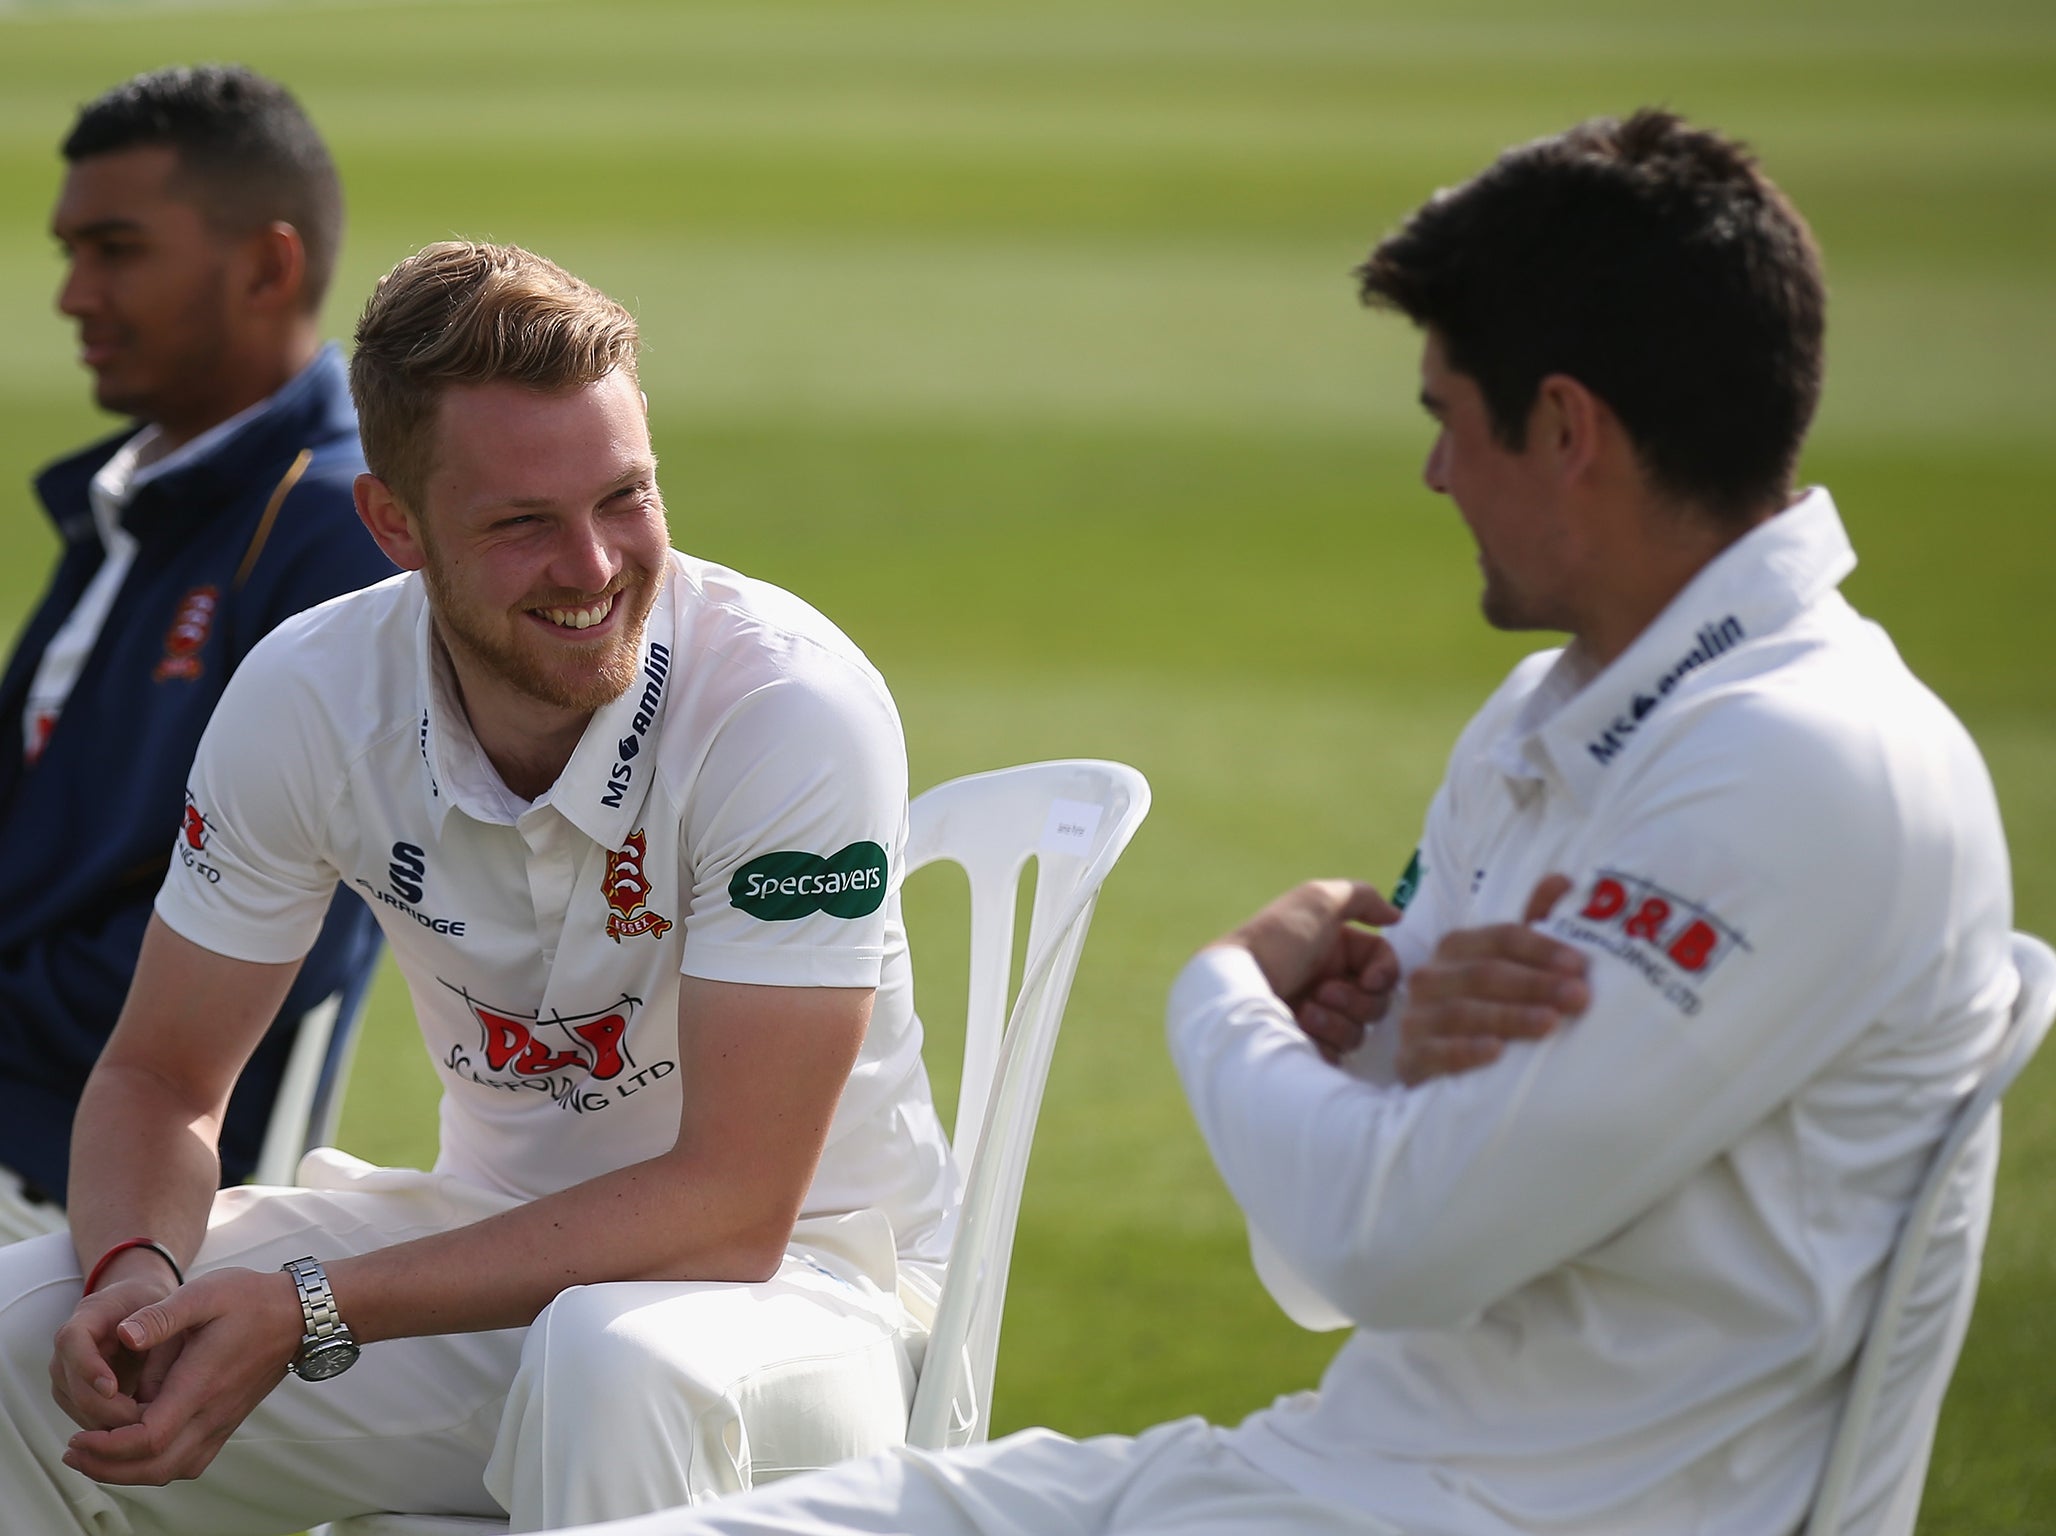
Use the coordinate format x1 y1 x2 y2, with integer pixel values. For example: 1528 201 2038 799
1567 496 1781 672
434 628 592 804
152 325 322 452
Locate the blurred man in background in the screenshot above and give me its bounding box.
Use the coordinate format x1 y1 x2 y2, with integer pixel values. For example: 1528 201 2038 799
0 64 390 1238
521 108 2015 1536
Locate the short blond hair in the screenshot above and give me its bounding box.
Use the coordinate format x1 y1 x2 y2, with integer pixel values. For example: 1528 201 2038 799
349 240 639 510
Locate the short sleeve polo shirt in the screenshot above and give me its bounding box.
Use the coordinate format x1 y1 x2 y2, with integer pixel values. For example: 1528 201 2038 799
157 551 956 1261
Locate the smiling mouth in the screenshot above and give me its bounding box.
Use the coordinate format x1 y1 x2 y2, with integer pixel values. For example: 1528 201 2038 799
532 594 618 631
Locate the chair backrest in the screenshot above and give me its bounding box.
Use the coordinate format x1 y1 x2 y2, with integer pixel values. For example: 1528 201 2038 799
251 963 380 1188
1803 930 2056 1536
902 759 1151 1450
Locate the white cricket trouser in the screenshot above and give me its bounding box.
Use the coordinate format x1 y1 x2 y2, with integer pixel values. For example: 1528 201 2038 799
525 1418 1402 1536
0 1163 69 1245
0 1150 927 1536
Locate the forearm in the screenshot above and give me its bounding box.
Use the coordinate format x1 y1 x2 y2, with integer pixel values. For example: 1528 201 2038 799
67 1060 224 1286
327 1147 798 1345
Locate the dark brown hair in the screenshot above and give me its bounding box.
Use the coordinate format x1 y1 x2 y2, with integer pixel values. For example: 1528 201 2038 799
1359 109 1826 522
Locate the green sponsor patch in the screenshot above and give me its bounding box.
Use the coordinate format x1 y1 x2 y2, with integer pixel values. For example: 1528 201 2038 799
1391 848 1422 913
729 842 890 921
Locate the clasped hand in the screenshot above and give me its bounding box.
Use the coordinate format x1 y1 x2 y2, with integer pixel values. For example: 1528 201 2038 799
50 1263 302 1484
1220 874 1590 1083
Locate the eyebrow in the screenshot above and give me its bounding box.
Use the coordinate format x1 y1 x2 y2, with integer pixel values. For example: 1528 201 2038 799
475 463 658 515
54 216 147 242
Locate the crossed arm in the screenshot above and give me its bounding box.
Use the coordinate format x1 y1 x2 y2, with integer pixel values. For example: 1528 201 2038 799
1217 874 1590 1085
51 915 867 1485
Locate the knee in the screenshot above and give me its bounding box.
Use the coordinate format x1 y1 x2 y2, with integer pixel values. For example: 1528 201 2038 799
525 1282 727 1402
0 1232 86 1342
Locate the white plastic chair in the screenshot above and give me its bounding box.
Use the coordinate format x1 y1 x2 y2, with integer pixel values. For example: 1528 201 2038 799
319 758 1150 1534
903 757 1150 1448
251 981 371 1187
1803 931 2056 1536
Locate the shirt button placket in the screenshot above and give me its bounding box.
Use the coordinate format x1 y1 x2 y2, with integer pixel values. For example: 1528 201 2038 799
522 811 576 971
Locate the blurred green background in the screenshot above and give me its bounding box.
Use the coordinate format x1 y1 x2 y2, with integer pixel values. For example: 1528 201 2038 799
1 0 2051 1529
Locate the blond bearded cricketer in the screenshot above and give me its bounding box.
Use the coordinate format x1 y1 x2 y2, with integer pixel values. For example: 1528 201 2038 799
0 242 958 1534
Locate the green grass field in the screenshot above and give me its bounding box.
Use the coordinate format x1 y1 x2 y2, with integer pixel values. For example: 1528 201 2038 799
1 1 2052 1528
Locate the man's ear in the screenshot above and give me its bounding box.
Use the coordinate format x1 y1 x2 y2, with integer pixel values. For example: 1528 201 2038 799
1531 373 1605 488
354 474 428 571
237 221 309 315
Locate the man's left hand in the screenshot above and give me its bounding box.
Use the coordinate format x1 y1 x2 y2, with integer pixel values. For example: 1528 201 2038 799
1213 879 1404 1061
60 1267 302 1485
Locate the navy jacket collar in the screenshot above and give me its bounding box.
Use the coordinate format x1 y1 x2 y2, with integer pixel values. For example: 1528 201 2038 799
32 345 355 548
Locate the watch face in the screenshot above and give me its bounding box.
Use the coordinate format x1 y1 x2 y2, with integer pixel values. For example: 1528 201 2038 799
294 1336 361 1382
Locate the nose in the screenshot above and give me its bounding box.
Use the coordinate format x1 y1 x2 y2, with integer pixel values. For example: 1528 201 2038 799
56 254 95 320
547 512 621 596
1421 430 1450 496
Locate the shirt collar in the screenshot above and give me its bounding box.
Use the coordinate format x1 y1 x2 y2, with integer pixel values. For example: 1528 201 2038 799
412 590 461 833
117 346 340 529
1488 487 1857 802
411 569 680 846
550 572 678 850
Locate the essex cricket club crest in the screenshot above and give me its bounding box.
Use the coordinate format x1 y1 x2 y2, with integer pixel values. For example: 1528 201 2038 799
154 585 219 683
603 830 674 943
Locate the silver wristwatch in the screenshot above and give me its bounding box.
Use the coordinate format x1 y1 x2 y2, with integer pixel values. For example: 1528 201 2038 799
283 1255 361 1382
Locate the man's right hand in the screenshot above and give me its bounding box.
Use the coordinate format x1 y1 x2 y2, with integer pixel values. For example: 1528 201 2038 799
48 1263 182 1434
1396 873 1592 1085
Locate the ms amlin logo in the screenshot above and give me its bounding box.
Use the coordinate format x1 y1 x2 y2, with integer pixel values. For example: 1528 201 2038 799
730 842 889 922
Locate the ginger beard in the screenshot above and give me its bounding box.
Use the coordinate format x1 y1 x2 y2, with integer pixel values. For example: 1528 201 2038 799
418 529 666 714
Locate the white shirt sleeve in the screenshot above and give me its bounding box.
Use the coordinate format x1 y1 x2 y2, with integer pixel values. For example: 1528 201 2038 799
675 668 908 990
1168 702 1998 1333
152 632 344 964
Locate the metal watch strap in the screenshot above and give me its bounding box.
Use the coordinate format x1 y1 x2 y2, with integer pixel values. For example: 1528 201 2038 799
284 1256 346 1347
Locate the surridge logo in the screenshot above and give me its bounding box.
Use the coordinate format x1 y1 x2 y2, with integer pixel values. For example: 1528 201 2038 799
1587 616 1745 766
389 841 426 903
354 838 465 935
602 642 671 809
603 829 674 942
730 842 889 922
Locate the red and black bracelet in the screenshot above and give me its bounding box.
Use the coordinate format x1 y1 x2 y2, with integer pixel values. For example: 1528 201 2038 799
83 1238 185 1296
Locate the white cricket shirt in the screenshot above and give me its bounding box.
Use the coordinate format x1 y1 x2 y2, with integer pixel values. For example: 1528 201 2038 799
1171 490 2014 1535
158 551 957 1263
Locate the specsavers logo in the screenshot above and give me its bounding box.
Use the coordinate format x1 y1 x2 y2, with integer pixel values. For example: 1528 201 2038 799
730 842 889 921
603 830 674 943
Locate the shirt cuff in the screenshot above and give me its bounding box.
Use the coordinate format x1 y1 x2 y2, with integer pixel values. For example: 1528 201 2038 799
680 940 886 989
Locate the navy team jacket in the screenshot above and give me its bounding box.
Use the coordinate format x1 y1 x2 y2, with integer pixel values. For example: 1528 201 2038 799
0 346 395 1202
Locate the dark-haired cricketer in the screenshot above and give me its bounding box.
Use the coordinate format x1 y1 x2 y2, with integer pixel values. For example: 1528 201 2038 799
0 63 390 1237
